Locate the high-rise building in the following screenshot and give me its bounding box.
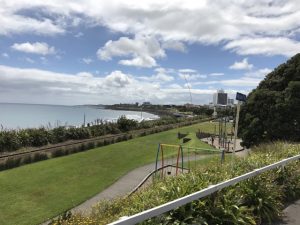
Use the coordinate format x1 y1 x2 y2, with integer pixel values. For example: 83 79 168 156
227 98 234 105
213 89 228 106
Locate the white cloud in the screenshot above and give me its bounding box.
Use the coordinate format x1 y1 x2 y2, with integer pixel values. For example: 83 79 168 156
162 41 187 52
1 1 300 57
104 71 132 87
245 68 272 78
138 67 174 83
154 73 174 82
167 83 182 89
229 58 253 70
194 77 261 87
138 74 174 83
224 37 300 57
11 42 56 55
0 65 136 104
179 73 207 81
0 64 251 105
164 88 216 95
154 67 175 74
0 13 64 36
209 73 224 76
220 77 261 87
178 69 198 73
82 57 93 64
178 68 207 81
119 56 157 68
97 36 165 68
184 83 192 88
77 72 94 78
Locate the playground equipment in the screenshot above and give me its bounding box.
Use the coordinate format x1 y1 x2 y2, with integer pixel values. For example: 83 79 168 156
155 144 184 178
213 117 234 151
155 143 225 179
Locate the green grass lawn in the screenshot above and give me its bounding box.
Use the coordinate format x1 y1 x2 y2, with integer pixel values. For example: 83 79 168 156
0 121 216 225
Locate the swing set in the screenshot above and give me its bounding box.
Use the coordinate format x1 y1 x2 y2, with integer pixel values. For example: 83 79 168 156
155 144 184 177
155 143 225 179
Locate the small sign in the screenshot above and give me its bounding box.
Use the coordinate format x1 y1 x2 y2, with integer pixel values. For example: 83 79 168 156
236 92 247 102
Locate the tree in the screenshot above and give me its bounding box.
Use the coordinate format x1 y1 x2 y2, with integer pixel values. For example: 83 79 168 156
239 53 300 147
117 115 138 132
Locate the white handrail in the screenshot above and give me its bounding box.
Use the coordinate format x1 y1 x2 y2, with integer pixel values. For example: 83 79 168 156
108 154 300 225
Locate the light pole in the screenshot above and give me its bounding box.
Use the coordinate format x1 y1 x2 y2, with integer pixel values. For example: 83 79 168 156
233 92 246 154
233 101 240 154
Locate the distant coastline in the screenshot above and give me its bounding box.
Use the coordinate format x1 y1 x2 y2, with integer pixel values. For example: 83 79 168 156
0 103 158 129
105 105 172 117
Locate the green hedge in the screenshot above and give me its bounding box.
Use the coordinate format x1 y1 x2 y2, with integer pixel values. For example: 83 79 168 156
0 115 206 153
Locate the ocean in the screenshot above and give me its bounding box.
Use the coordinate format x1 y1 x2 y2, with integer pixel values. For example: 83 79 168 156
0 103 159 129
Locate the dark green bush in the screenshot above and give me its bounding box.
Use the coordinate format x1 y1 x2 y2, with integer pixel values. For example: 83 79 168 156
87 142 95 149
140 131 147 137
0 131 21 152
116 136 123 143
52 149 65 158
0 115 207 153
103 139 110 146
22 155 32 164
96 141 104 147
32 153 48 162
117 116 138 132
27 128 49 147
79 143 87 151
51 127 67 143
4 157 21 169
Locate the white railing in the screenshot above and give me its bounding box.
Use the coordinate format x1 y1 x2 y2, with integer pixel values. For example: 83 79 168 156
108 154 300 225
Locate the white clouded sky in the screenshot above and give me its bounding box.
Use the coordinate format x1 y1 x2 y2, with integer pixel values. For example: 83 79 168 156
0 0 299 105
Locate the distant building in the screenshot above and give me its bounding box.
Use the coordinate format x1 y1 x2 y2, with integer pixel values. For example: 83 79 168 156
213 89 228 106
142 101 151 106
184 103 194 108
227 98 234 105
212 106 218 118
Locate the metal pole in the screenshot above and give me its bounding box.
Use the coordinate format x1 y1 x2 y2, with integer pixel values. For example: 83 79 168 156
233 101 241 154
155 143 160 171
218 119 220 146
180 145 184 173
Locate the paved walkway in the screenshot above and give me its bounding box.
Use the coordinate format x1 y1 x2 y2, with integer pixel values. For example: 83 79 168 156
71 149 249 215
201 137 244 152
71 154 213 215
273 200 300 225
42 149 249 224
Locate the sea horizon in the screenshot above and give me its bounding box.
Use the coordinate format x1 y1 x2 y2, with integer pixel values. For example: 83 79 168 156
0 103 158 130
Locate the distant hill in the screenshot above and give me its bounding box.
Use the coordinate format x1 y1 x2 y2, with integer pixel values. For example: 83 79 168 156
239 53 300 147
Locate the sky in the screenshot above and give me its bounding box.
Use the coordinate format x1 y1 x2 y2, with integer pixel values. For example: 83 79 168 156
0 0 299 105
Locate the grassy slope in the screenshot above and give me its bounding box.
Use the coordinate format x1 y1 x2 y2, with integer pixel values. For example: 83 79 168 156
0 121 216 225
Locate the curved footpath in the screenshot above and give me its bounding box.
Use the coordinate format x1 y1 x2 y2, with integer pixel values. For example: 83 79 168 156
42 147 248 224
71 154 213 215
42 146 300 225
42 154 216 224
274 200 300 225
72 149 249 215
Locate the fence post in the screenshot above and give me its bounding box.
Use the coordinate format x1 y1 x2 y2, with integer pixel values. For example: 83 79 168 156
221 149 225 164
